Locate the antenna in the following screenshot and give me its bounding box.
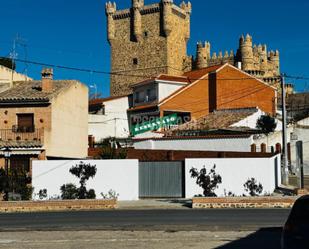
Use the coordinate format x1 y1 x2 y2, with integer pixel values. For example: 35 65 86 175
9 34 28 85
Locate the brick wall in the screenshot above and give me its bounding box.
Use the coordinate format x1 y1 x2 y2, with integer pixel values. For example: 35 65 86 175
126 148 275 161
160 76 210 120
215 66 276 115
159 65 276 120
0 199 116 213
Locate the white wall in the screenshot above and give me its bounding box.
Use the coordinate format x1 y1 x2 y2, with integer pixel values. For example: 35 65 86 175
32 160 139 201
231 109 282 131
290 127 309 175
253 126 293 152
0 65 32 93
88 97 129 141
158 81 185 102
185 156 281 198
297 117 309 126
134 137 253 152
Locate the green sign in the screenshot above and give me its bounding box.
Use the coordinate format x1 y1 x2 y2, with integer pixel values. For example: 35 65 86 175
131 114 178 136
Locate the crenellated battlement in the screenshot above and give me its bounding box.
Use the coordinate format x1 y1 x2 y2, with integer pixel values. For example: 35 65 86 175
105 1 117 15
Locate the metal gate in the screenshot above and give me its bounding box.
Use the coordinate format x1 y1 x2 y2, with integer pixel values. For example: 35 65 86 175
139 161 184 198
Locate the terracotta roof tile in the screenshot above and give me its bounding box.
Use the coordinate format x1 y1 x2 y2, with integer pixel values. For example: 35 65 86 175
0 80 76 104
0 140 43 148
128 103 158 112
89 95 128 106
167 108 258 134
183 64 223 81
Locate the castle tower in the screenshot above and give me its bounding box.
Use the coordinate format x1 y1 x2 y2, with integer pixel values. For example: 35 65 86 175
260 44 268 71
239 34 254 71
269 50 280 75
106 0 192 96
195 41 210 69
105 2 117 43
132 0 143 41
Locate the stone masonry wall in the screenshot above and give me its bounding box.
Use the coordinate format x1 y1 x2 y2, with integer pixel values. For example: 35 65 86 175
193 197 296 209
0 199 116 213
107 2 190 96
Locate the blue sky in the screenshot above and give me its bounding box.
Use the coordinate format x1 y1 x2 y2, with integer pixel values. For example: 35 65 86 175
1 0 309 96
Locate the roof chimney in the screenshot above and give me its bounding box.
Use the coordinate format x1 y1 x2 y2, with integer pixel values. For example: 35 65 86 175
41 68 53 92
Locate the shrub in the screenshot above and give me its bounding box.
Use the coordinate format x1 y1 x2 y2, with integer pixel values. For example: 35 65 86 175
60 161 97 200
256 115 277 134
60 183 78 200
190 165 222 197
244 178 263 196
101 189 119 199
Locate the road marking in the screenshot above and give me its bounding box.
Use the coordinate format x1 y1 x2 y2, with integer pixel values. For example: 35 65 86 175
0 239 16 244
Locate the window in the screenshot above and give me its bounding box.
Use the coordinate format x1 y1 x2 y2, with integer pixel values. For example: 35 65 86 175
10 157 30 173
16 114 34 132
135 92 140 103
133 58 138 65
144 31 148 37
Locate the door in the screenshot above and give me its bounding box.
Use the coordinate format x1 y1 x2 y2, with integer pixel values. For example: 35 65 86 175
139 161 184 198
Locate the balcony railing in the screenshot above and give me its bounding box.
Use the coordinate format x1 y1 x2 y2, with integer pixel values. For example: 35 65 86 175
0 128 44 143
12 125 35 133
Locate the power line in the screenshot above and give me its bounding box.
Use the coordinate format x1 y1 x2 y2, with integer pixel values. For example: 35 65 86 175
2 56 307 84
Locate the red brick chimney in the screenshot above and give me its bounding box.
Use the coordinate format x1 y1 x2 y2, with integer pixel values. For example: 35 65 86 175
41 68 53 92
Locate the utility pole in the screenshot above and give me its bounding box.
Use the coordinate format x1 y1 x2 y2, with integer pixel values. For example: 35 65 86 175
281 74 289 185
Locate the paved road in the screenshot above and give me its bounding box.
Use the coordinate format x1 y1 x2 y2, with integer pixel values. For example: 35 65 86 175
0 209 290 231
0 230 283 249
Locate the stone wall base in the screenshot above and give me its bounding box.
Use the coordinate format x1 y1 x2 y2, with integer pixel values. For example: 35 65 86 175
0 199 117 213
192 197 297 209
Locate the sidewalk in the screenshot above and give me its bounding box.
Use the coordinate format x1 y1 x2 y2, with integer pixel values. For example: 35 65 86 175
117 199 192 210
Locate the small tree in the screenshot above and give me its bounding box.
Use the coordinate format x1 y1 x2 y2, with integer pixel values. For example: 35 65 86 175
0 168 33 201
256 115 277 134
60 184 78 199
190 165 222 197
60 161 97 200
244 178 263 196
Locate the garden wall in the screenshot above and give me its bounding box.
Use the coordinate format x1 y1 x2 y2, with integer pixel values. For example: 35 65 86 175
185 155 281 198
32 160 139 201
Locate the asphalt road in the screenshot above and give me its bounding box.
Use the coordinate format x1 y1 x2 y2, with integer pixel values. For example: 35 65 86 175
0 209 291 232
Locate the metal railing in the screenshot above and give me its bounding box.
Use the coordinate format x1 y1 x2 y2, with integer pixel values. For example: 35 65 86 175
0 128 44 143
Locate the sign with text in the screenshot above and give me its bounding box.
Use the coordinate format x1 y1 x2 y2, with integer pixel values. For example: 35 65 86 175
131 114 178 135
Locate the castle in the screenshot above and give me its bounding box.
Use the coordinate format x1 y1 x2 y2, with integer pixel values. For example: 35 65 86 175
106 0 281 96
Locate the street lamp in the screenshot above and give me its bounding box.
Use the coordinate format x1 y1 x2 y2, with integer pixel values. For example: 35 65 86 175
3 147 12 175
3 147 11 201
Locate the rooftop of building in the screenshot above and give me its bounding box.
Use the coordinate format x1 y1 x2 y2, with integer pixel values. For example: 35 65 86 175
183 64 223 80
131 74 190 88
0 80 77 104
0 140 43 149
167 108 258 135
89 94 128 106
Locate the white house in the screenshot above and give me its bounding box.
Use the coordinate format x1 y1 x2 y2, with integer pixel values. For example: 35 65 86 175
88 95 130 141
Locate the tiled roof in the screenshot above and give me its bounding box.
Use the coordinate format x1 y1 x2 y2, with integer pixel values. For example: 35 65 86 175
183 64 223 81
89 95 128 106
157 74 189 83
168 108 258 133
128 103 158 112
0 140 43 148
132 74 190 88
133 134 252 142
0 80 76 103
